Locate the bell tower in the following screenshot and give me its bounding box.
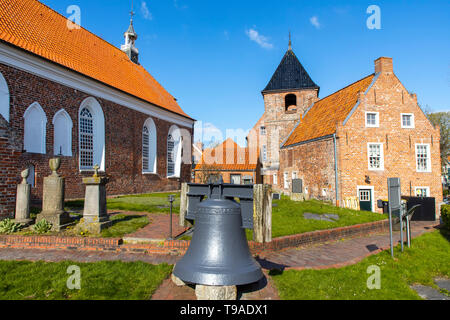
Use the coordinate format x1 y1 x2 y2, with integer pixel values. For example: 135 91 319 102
121 7 139 64
259 35 320 182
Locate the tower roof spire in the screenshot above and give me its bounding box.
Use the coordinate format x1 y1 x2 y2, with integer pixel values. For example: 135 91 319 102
288 31 292 50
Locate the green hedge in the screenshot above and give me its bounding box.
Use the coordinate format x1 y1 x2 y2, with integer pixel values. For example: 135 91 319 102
442 204 450 230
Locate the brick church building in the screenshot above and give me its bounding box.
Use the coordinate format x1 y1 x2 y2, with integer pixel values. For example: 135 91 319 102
0 0 194 217
251 40 443 215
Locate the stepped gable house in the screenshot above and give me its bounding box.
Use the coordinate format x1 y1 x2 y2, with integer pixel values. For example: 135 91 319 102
0 0 194 217
251 40 442 216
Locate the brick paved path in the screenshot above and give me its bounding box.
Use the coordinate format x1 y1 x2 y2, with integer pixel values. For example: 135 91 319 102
257 221 438 271
112 210 189 241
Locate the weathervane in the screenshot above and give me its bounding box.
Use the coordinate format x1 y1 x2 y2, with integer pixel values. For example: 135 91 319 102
288 31 292 50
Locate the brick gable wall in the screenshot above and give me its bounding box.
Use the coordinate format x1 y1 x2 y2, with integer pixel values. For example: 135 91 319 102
337 68 442 215
0 63 192 217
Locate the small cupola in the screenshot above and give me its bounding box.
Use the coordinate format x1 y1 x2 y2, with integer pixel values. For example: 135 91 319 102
121 12 139 64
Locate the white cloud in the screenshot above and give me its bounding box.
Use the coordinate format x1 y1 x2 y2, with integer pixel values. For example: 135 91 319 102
310 16 321 29
245 28 273 49
141 1 153 20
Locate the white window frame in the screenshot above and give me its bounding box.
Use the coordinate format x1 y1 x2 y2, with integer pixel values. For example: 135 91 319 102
262 145 267 162
401 113 415 129
414 186 430 197
230 174 241 185
367 142 384 171
142 118 157 174
365 112 379 128
52 109 73 156
292 171 298 180
23 102 47 154
167 125 182 178
415 143 431 173
260 126 266 136
283 172 289 189
78 97 105 172
273 173 278 185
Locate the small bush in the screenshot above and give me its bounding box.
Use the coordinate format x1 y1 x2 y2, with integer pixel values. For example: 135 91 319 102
33 219 53 234
0 218 22 234
442 204 450 230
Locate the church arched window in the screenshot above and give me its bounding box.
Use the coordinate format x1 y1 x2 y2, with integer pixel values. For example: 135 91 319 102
142 118 157 173
23 102 47 154
53 109 73 156
0 72 9 122
285 94 297 112
167 125 182 177
78 97 105 171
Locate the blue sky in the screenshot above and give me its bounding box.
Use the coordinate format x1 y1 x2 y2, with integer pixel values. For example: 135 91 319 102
42 0 449 145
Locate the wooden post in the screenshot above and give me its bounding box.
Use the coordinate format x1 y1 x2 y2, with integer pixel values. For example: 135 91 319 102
253 184 264 243
253 184 272 243
179 183 190 227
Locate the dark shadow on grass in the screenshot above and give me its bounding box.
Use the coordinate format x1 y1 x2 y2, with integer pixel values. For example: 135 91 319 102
439 228 450 242
109 214 146 226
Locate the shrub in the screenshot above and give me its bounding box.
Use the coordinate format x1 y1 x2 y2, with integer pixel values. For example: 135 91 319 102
32 219 53 234
0 218 22 234
442 204 450 230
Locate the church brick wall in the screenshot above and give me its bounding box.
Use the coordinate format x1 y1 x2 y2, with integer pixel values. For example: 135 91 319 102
0 63 192 216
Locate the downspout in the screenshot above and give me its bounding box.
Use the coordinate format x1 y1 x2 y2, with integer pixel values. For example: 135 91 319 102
333 134 339 206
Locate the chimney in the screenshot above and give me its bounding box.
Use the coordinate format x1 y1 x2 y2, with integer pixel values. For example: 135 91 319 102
374 57 393 74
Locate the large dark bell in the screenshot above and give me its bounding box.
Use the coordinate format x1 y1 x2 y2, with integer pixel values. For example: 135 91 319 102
173 197 263 286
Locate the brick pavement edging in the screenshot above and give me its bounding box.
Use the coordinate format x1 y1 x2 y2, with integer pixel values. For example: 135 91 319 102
0 219 391 256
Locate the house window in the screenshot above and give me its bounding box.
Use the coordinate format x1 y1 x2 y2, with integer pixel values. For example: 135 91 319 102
416 144 431 172
262 145 267 162
273 173 278 185
53 109 72 156
0 72 9 122
283 172 289 189
401 113 414 128
292 172 298 180
230 174 241 185
285 94 297 112
23 102 47 154
142 118 157 173
368 143 384 170
365 112 379 127
260 126 266 135
78 97 105 171
415 187 430 197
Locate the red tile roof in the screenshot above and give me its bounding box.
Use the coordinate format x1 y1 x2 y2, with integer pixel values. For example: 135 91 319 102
195 138 258 171
0 0 191 119
283 74 375 147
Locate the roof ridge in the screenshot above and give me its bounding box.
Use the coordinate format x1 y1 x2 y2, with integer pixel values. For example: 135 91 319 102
315 73 375 103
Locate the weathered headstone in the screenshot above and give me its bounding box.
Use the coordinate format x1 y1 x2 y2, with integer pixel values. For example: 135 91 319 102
14 169 33 226
36 158 72 231
75 165 112 233
179 182 192 227
253 184 272 243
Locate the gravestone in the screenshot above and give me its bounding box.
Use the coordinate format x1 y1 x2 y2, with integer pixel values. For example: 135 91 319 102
75 165 112 233
14 169 33 226
36 158 72 231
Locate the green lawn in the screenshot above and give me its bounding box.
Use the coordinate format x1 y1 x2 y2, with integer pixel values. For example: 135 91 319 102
65 192 181 214
271 197 387 238
100 214 150 238
0 260 172 300
270 229 450 300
